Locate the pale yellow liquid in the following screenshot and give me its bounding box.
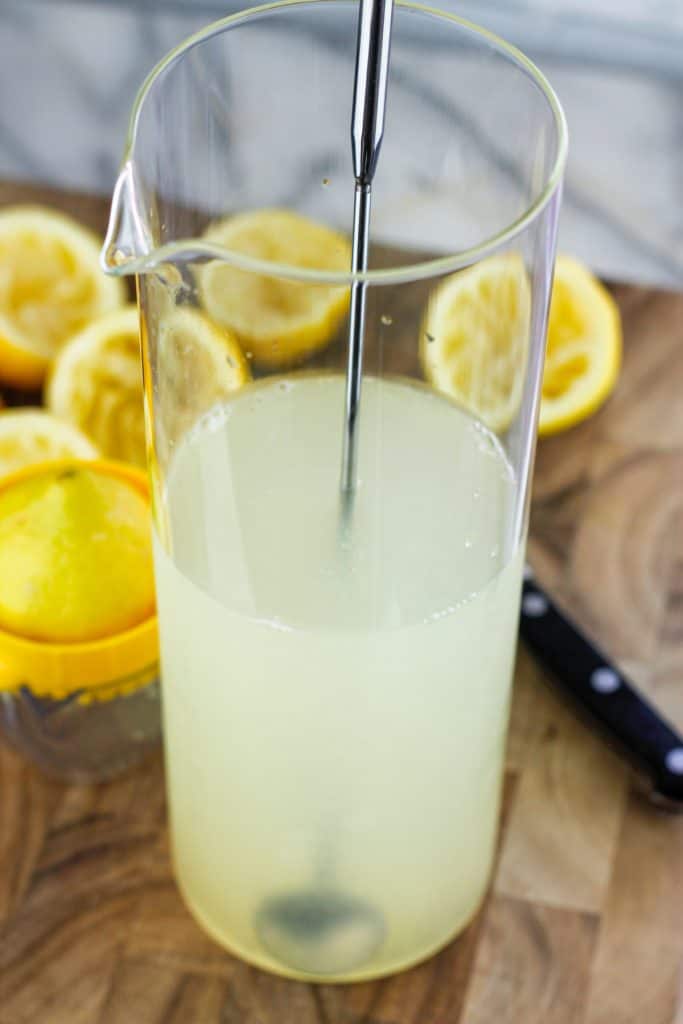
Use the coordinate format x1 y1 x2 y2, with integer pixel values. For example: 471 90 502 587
154 374 523 981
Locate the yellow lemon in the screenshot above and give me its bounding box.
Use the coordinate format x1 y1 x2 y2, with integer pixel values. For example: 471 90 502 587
0 408 98 477
199 208 350 367
0 460 155 644
0 205 125 387
46 305 145 465
539 255 621 436
421 253 531 433
46 305 250 465
155 306 251 443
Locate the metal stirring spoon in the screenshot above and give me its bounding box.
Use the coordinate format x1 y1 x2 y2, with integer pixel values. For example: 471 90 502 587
341 0 395 499
255 0 395 977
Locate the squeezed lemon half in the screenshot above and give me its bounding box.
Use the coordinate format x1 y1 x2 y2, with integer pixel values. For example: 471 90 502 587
421 252 621 435
421 253 531 433
0 205 125 387
199 208 350 368
156 306 251 423
47 305 250 465
0 408 98 477
46 306 146 465
539 255 621 436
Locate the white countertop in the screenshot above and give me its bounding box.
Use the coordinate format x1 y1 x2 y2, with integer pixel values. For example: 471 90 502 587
1 0 682 289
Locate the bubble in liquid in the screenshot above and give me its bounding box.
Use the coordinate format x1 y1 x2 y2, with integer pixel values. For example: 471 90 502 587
464 539 473 550
425 332 435 344
477 435 497 457
246 351 253 359
380 315 393 326
322 177 331 186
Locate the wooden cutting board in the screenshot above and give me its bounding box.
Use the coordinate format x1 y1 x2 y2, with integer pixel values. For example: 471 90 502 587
0 183 682 1024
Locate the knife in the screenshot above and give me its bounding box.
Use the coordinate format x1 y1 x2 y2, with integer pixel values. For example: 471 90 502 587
519 566 683 809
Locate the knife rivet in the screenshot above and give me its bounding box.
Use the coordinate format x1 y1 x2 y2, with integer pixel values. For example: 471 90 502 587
522 592 548 617
665 748 683 775
590 667 621 694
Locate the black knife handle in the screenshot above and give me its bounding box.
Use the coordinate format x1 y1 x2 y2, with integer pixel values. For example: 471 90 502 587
519 569 683 806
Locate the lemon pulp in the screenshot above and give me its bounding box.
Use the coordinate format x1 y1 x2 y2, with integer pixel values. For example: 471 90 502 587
0 205 124 386
199 209 350 367
0 409 98 478
421 253 531 433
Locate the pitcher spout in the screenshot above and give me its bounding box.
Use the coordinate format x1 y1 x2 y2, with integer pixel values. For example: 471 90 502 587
101 160 154 276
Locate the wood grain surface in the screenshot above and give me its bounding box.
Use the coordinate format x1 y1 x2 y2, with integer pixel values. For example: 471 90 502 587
1 182 682 1024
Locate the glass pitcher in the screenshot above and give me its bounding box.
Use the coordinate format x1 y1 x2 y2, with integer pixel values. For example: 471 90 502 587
102 0 566 983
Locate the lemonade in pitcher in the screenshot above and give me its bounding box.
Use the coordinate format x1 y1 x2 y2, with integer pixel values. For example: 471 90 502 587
153 373 524 979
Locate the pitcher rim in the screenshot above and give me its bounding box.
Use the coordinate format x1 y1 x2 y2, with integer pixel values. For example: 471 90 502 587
106 0 568 286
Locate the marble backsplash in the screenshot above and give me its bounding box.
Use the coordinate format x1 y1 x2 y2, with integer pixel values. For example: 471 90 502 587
1 0 682 288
